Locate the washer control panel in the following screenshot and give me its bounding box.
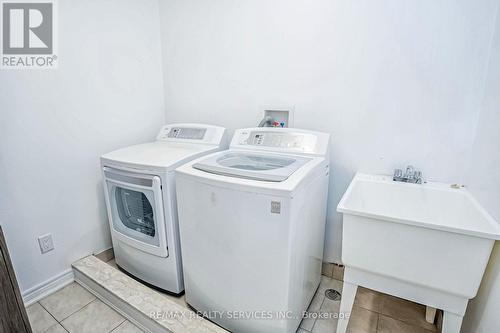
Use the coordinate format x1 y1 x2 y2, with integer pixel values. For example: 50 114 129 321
231 128 329 156
249 132 306 149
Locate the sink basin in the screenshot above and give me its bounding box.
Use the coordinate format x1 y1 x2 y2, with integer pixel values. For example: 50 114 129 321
336 173 500 333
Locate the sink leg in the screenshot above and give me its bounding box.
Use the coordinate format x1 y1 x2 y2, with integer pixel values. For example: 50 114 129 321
442 311 463 333
425 306 437 323
336 281 358 333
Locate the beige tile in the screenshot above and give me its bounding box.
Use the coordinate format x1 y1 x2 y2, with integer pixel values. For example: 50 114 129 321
354 287 385 313
45 324 69 333
61 299 125 333
377 315 435 333
40 282 96 321
106 259 118 269
379 295 436 332
95 248 114 263
321 262 333 277
347 307 378 333
332 265 344 281
111 320 144 333
436 309 443 332
26 302 58 333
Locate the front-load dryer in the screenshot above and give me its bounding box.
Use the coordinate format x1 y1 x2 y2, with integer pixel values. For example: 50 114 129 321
101 124 227 293
176 127 330 332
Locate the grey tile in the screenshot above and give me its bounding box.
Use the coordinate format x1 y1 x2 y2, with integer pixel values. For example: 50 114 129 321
318 275 343 296
61 299 125 333
377 315 436 333
300 291 325 331
300 293 325 331
311 316 337 333
321 263 333 277
332 265 344 281
320 296 340 315
311 294 341 333
347 307 378 333
106 259 118 269
379 295 436 332
172 294 188 308
309 292 325 312
354 287 385 313
299 317 316 332
159 291 188 308
40 282 96 321
111 320 144 333
26 302 58 333
45 324 69 333
95 248 114 263
296 329 310 333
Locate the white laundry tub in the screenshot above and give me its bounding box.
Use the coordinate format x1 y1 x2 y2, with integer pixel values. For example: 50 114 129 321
336 173 500 333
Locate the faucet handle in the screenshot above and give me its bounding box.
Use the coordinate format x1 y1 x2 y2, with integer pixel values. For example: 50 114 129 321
413 170 423 183
393 168 403 180
405 165 414 177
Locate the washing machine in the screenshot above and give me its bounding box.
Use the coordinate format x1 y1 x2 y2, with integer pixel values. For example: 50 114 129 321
101 124 227 293
175 127 330 333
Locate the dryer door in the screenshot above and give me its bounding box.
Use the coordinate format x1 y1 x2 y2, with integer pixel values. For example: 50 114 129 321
103 167 168 257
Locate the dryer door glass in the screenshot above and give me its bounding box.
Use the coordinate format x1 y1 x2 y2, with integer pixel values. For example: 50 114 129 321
107 182 161 247
115 187 155 237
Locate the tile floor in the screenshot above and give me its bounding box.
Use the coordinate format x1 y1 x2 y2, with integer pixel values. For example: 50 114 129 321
316 263 440 333
27 259 439 333
26 281 144 333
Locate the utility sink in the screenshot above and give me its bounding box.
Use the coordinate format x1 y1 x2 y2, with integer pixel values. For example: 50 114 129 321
336 173 500 333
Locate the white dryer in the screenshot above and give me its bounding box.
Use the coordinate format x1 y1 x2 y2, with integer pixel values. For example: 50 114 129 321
176 127 330 333
101 124 227 293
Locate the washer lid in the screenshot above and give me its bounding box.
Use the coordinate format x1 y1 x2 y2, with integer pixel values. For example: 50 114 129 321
193 152 311 182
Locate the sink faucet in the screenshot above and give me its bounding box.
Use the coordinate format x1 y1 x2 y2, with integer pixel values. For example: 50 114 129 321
393 165 423 184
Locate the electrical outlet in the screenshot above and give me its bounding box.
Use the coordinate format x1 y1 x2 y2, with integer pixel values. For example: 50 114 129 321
38 234 54 254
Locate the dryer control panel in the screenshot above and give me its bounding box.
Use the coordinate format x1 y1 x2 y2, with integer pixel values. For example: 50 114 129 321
231 128 330 156
156 124 226 145
167 127 207 140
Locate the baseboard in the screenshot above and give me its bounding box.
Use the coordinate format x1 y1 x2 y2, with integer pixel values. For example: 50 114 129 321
22 269 74 306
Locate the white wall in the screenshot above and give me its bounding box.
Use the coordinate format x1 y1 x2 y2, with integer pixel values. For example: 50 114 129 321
462 4 500 331
0 0 165 293
158 0 499 262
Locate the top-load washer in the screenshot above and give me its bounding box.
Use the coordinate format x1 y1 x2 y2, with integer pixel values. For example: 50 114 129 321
101 124 227 293
175 127 330 333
